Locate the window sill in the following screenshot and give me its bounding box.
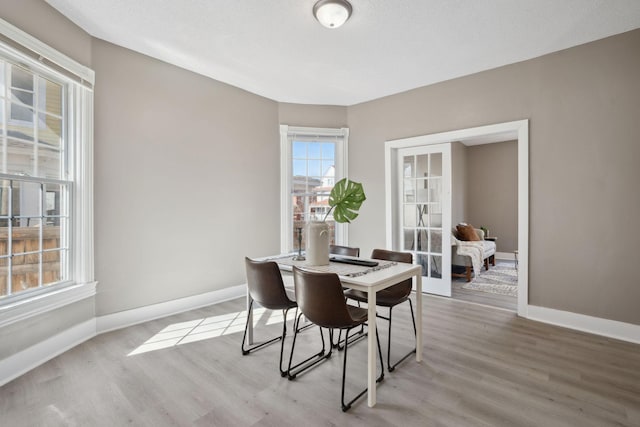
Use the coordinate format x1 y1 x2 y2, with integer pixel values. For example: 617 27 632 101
0 281 97 328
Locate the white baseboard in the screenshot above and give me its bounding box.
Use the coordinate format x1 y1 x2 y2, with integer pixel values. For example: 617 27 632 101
527 305 640 344
495 251 516 260
0 318 96 387
96 284 246 334
1 285 246 387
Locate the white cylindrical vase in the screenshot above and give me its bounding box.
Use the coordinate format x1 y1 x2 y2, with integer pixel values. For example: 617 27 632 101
306 221 329 266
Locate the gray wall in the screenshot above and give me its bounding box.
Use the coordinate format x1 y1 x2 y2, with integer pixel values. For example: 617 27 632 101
466 141 518 252
278 103 347 128
0 0 91 66
348 29 640 325
92 39 280 315
451 141 468 227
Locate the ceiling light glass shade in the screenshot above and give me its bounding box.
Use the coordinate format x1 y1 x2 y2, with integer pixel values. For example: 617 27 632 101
313 0 353 29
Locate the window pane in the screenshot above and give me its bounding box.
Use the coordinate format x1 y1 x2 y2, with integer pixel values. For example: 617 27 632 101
39 77 63 116
321 161 334 180
417 253 429 276
292 141 306 158
11 89 33 108
7 139 35 176
308 159 321 177
404 204 416 227
42 250 62 287
9 102 34 123
12 181 40 223
431 255 442 279
0 180 11 258
292 195 305 222
39 146 61 179
38 113 62 148
321 143 334 160
11 67 33 91
12 253 40 293
43 224 61 249
0 180 10 217
403 229 415 251
0 63 5 95
430 230 442 253
404 179 415 203
430 153 442 177
0 218 8 257
0 264 7 297
44 183 62 218
12 222 40 255
292 159 306 177
417 229 428 252
308 142 321 158
403 156 414 178
416 154 428 178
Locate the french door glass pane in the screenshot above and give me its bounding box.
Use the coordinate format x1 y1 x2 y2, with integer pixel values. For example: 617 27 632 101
402 151 444 278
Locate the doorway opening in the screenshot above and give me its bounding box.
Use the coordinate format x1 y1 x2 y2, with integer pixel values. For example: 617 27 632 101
450 138 518 311
385 120 528 317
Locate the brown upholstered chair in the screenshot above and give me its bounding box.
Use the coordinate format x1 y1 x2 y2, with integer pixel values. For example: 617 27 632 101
344 249 416 372
242 257 298 377
329 245 360 257
288 267 384 412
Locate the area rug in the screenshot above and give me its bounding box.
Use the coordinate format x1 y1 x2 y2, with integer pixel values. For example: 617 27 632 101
462 263 518 297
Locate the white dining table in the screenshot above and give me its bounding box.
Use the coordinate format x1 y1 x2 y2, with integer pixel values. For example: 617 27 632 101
246 254 423 407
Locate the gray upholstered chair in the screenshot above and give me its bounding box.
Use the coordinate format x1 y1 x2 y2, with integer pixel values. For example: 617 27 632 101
451 227 496 282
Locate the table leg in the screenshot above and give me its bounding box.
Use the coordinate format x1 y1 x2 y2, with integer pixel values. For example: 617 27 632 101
246 287 254 345
367 287 377 407
416 272 422 362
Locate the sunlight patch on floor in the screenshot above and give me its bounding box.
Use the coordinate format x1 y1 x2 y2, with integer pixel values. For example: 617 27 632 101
127 307 286 356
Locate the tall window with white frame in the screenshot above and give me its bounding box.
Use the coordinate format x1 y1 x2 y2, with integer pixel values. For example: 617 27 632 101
280 126 348 253
0 58 70 299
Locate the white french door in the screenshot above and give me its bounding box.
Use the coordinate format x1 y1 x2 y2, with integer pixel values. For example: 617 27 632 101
397 144 451 296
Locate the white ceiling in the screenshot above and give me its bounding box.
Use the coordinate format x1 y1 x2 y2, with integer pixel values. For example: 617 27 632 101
45 0 640 106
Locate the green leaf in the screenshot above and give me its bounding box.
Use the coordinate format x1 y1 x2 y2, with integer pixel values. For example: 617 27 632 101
328 178 366 223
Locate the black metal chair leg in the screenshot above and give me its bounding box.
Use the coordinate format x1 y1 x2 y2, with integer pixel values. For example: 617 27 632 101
287 314 332 380
241 300 283 356
278 306 294 377
341 326 385 412
387 299 417 372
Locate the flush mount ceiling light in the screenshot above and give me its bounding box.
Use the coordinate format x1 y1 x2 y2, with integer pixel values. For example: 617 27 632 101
313 0 353 29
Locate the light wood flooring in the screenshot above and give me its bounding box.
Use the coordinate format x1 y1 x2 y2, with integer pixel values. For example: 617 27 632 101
1 295 639 426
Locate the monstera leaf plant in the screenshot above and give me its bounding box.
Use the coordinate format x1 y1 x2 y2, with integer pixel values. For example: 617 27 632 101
322 178 366 223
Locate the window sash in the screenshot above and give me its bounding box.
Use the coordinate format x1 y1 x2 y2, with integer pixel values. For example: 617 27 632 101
0 18 94 324
280 125 349 253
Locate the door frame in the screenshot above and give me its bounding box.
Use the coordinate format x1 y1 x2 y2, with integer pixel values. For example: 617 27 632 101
385 120 529 316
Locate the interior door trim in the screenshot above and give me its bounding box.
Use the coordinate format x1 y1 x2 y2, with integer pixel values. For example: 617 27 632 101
385 120 529 317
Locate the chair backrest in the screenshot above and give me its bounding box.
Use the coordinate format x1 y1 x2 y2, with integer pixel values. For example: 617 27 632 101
370 249 413 298
293 267 359 329
329 244 360 257
245 257 294 310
